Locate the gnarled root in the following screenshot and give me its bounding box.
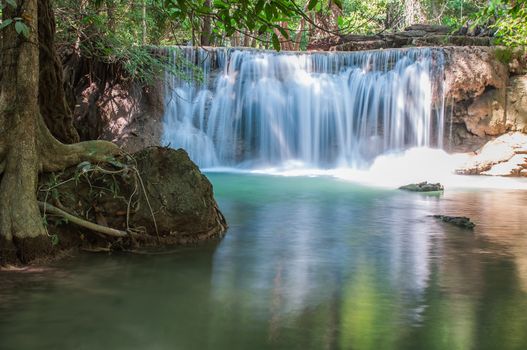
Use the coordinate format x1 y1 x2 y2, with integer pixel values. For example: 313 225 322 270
38 201 127 237
37 114 120 172
0 114 122 265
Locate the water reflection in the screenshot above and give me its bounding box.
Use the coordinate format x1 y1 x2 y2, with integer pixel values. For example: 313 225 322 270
208 174 527 349
0 174 526 350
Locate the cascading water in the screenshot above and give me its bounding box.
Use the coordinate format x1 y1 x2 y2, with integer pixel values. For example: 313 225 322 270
163 47 445 169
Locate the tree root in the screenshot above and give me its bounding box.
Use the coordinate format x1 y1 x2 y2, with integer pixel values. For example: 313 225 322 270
37 114 121 172
38 201 128 237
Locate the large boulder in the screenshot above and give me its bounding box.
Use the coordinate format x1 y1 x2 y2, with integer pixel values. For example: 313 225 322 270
39 147 227 250
132 147 227 241
456 132 527 176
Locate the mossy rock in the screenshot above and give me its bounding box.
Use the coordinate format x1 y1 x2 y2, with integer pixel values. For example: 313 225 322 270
432 215 475 229
132 147 227 238
399 181 444 192
39 147 227 251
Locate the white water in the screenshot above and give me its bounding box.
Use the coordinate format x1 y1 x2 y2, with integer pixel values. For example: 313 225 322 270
162 47 527 189
163 47 445 168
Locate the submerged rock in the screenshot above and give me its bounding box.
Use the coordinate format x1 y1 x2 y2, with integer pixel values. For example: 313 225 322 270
399 182 444 192
432 215 475 229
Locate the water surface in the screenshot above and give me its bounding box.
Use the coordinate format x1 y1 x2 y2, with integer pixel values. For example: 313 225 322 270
1 173 527 350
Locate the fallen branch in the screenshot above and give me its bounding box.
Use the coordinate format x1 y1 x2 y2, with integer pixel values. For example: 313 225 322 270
37 201 128 237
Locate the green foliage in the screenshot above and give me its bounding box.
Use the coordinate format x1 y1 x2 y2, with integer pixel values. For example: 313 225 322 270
477 0 527 47
0 0 31 38
339 0 389 34
0 18 12 30
433 0 485 29
0 16 30 39
14 20 29 38
50 234 60 246
494 47 513 64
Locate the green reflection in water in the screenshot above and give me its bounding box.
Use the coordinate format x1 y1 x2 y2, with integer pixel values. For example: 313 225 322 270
0 173 527 350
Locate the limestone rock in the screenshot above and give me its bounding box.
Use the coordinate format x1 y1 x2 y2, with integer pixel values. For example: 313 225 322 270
507 48 527 75
506 75 527 133
405 24 450 33
481 154 527 176
443 49 527 152
332 25 493 51
456 132 527 176
444 47 509 102
465 87 507 137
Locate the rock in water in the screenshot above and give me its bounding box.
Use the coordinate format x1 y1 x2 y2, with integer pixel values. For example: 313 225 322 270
39 146 227 249
131 147 227 241
399 182 444 192
432 215 475 229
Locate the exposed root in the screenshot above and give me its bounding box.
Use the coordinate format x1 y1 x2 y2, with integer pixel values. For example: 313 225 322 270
38 201 128 237
38 154 159 242
132 166 159 239
41 139 121 172
37 114 121 172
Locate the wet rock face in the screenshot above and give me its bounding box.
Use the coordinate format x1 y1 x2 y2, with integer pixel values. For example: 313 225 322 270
460 77 527 138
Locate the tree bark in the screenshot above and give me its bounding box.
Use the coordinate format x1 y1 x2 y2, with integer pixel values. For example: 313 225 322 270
200 0 212 46
38 0 79 143
404 0 426 27
0 0 119 264
141 0 147 45
0 0 49 263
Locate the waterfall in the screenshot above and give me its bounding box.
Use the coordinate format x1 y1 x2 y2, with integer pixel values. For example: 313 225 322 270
162 47 445 169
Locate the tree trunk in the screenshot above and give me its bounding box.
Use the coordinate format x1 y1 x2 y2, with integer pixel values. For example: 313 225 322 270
141 0 147 45
200 0 212 46
0 0 47 263
38 0 79 143
404 0 426 27
0 0 119 264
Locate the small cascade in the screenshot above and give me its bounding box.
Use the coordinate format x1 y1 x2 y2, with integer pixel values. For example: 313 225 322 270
162 47 446 169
